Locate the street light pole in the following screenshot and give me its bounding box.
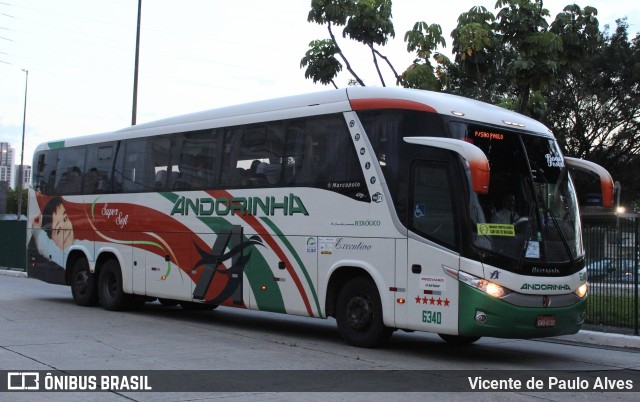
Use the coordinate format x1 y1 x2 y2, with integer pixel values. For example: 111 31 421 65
131 0 142 126
16 68 28 221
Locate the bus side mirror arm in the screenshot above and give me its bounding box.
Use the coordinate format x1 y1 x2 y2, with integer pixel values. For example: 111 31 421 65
565 157 614 208
403 137 490 195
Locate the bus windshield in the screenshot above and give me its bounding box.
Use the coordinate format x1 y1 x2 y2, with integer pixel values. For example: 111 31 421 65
464 125 583 265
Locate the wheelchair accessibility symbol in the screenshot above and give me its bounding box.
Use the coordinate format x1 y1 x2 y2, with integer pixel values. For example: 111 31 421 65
414 204 425 218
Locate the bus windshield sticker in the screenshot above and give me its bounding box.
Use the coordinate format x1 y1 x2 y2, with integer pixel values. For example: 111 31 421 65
525 241 541 259
477 223 515 237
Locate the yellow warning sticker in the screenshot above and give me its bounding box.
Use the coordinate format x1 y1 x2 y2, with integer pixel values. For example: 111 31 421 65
477 224 515 237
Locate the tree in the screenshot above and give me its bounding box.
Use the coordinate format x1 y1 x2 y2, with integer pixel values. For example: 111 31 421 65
305 0 365 86
303 0 401 86
300 39 343 88
446 6 505 102
549 4 600 66
342 0 399 86
544 19 640 206
492 0 563 114
5 187 27 218
402 21 447 90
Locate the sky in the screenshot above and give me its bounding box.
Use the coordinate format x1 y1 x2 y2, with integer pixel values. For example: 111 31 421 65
1 0 639 167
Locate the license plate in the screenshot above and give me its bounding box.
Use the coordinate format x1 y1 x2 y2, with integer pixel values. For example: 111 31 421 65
536 315 556 328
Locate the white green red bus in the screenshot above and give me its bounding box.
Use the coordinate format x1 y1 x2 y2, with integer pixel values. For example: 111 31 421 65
27 87 614 347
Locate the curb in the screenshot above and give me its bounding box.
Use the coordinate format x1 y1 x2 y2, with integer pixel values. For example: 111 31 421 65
0 268 27 278
549 330 640 350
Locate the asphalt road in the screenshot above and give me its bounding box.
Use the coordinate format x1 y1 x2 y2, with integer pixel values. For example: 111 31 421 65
1 272 640 401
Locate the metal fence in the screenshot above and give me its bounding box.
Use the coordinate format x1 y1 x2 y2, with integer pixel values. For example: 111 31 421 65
582 214 639 334
0 220 26 269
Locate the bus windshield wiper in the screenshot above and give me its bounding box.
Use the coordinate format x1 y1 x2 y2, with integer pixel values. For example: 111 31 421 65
546 204 575 264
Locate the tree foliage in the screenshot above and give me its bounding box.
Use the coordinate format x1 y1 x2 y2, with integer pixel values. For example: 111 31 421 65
304 0 400 86
402 22 447 90
544 19 640 205
4 187 27 217
447 6 504 102
494 0 562 112
300 39 343 88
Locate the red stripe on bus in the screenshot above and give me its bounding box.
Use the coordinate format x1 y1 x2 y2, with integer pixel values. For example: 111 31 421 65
349 98 437 113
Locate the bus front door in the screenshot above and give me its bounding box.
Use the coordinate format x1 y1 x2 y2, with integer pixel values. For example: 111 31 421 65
405 160 461 333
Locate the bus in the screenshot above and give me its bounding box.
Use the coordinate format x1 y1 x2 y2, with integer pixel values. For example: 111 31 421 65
27 87 614 347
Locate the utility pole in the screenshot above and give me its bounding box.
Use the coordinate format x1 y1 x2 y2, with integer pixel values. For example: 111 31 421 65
16 68 28 221
132 0 142 126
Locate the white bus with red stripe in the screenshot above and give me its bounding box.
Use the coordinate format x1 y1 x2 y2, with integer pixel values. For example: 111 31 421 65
27 87 613 347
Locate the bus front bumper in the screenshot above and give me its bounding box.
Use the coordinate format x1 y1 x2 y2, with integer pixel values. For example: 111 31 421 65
458 285 587 339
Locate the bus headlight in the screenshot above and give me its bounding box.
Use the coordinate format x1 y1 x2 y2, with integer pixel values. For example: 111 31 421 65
458 271 511 299
574 283 588 299
485 282 507 298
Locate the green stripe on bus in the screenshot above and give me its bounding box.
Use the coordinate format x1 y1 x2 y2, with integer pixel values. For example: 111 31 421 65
198 217 286 313
260 216 322 316
160 192 179 203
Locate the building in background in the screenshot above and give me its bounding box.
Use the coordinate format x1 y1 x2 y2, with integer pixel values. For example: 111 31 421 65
0 142 15 187
0 142 30 189
15 165 32 190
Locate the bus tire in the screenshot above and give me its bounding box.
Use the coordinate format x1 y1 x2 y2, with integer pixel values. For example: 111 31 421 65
336 276 392 348
98 259 132 311
70 258 98 307
438 333 481 345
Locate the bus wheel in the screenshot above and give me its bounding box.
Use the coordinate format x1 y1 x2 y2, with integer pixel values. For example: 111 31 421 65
438 333 481 345
70 258 98 306
98 259 132 311
336 277 392 348
179 301 217 311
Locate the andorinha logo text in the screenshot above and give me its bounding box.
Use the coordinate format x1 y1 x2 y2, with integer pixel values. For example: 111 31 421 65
171 194 309 217
520 283 571 291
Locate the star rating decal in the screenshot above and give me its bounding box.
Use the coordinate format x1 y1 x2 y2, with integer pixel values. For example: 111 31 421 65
415 295 450 307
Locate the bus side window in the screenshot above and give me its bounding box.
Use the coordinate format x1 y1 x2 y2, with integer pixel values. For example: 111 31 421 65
220 128 243 188
283 122 306 185
239 123 284 187
176 129 221 190
410 161 458 250
84 144 115 194
122 139 150 192
221 123 285 188
54 147 86 195
33 150 58 195
298 115 367 200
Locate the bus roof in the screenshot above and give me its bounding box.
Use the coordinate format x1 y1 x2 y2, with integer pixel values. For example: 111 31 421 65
347 87 552 135
34 87 553 153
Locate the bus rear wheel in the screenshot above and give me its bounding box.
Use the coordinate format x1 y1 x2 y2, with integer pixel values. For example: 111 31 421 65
336 277 392 348
98 259 133 311
438 333 481 345
70 258 98 306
